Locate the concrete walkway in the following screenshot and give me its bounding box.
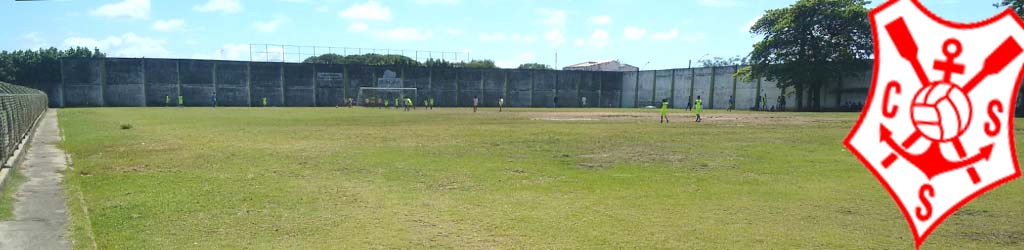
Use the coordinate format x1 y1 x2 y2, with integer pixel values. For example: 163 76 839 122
0 110 70 250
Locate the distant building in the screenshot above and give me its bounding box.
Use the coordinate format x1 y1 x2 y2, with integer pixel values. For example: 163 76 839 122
562 60 639 72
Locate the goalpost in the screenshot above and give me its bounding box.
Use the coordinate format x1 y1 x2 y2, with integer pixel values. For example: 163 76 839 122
356 87 418 106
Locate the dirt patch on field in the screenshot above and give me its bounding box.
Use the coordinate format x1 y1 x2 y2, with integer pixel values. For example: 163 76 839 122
520 110 852 125
523 112 651 121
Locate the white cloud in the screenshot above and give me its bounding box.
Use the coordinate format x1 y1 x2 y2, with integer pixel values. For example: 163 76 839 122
91 0 150 19
697 0 741 8
446 28 463 35
316 5 329 13
375 28 431 41
413 0 461 5
623 26 647 40
479 32 507 42
574 38 585 46
651 28 679 41
222 44 250 60
194 0 242 14
265 46 285 61
589 15 612 25
63 33 169 58
347 23 369 32
495 52 537 68
512 34 537 43
192 43 250 61
478 32 535 43
252 16 288 33
741 14 760 32
537 8 566 28
588 29 609 48
151 19 185 32
339 1 391 21
544 29 565 46
20 33 47 49
682 31 706 43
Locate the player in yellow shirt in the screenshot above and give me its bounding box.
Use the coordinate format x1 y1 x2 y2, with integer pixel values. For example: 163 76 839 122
659 98 669 123
694 95 703 122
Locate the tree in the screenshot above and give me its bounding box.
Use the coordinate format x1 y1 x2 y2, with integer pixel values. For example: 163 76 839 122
737 0 873 111
458 59 497 69
517 63 552 70
698 56 746 67
304 54 502 69
302 53 347 64
995 0 1024 16
0 46 105 86
303 53 422 66
424 58 454 67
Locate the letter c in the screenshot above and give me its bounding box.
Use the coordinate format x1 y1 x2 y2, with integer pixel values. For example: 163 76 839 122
883 81 901 118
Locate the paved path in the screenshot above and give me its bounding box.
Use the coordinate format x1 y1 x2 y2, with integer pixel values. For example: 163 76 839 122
0 110 70 250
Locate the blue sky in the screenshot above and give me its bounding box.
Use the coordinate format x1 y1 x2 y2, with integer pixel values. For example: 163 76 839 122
0 0 1008 70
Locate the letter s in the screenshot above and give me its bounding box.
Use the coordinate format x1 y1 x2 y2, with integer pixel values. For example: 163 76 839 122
986 100 1003 137
883 81 901 118
916 184 934 221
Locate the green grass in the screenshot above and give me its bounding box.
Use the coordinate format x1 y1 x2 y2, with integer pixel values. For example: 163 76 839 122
0 169 27 221
58 107 1024 249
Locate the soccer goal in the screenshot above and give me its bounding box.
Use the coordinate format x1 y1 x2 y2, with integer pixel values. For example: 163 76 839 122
356 87 418 106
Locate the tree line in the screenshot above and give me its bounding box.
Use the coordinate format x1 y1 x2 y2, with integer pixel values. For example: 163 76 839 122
302 53 554 70
0 47 105 88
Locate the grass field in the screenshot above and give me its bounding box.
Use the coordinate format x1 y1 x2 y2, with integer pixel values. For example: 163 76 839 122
57 107 1024 249
0 170 26 221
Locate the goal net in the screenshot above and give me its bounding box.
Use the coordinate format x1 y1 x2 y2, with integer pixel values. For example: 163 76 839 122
356 87 418 107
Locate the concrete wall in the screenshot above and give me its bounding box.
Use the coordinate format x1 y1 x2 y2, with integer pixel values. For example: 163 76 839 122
48 57 874 109
249 62 282 107
60 58 103 107
180 60 215 107
216 61 249 106
315 64 346 107
621 71 637 108
507 70 532 107
144 59 180 107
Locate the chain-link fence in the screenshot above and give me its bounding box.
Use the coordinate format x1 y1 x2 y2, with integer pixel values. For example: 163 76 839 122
0 81 47 167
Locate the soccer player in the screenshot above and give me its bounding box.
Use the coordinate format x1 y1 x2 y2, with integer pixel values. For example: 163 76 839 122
405 97 413 111
165 95 170 107
581 96 587 107
383 98 389 109
178 95 184 107
473 96 479 113
429 97 435 110
423 99 429 109
660 98 670 123
262 97 268 107
212 94 217 108
694 95 703 122
498 96 505 112
727 96 734 112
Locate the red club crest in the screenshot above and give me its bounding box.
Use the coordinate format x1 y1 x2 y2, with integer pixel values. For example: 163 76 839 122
845 0 1024 248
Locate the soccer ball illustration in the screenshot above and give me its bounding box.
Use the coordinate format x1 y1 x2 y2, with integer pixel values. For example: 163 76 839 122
910 81 971 142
